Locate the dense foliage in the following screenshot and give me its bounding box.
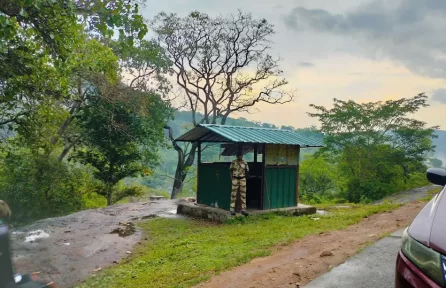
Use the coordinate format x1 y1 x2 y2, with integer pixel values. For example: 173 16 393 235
0 0 173 224
301 94 437 203
72 82 171 205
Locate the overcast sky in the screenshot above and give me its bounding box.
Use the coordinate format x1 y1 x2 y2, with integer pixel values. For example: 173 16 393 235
143 0 446 129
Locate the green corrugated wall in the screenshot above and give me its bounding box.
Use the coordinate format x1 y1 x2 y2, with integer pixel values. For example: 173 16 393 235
198 164 298 211
197 164 231 210
263 166 297 209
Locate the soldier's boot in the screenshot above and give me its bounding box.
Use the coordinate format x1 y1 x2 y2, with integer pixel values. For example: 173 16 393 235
241 210 249 217
230 210 236 216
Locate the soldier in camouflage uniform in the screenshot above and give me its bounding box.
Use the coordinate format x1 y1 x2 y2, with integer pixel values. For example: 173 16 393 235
229 152 249 216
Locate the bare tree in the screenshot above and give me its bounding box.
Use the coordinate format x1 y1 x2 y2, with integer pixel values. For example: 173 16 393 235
153 11 295 199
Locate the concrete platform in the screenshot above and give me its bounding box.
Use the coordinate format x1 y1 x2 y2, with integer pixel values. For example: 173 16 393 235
177 201 317 223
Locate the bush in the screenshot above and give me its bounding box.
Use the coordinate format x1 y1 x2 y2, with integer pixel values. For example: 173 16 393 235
405 172 429 189
82 192 107 209
154 189 171 200
0 149 97 224
112 184 171 204
112 184 147 204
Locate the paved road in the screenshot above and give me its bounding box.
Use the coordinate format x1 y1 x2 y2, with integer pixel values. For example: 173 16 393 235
304 229 406 288
374 185 439 204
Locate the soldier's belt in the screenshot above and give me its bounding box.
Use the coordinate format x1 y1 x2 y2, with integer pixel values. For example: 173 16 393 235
233 176 246 180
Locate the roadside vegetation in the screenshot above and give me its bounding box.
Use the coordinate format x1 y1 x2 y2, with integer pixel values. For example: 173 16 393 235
299 95 437 204
421 187 444 202
77 202 400 288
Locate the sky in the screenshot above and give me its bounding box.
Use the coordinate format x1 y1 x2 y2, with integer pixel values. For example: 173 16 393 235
142 0 446 129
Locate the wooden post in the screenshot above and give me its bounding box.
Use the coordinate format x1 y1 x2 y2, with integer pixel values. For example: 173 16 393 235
261 144 266 210
295 146 301 207
197 142 201 203
254 144 258 163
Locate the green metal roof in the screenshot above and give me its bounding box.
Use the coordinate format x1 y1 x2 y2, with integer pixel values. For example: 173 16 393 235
175 124 324 147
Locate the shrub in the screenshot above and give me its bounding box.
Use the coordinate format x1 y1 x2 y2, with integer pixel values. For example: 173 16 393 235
0 149 97 224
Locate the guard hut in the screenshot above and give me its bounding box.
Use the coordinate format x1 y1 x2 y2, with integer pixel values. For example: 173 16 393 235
175 124 324 221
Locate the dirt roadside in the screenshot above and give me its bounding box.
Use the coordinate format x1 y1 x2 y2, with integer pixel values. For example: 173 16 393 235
194 201 427 288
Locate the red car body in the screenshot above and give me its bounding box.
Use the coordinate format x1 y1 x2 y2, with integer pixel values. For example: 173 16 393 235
395 169 446 288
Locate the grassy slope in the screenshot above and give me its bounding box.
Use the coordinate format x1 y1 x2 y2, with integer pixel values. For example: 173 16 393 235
77 203 401 288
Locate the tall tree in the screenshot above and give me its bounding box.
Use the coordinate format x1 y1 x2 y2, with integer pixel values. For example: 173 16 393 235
153 11 294 198
0 0 148 131
71 79 171 205
309 94 436 157
309 94 437 202
53 38 172 161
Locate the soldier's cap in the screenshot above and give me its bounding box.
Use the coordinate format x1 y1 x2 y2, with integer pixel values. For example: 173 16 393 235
237 151 243 156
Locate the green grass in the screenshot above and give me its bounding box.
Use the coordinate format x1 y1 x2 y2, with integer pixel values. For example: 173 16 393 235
421 187 443 202
77 203 401 288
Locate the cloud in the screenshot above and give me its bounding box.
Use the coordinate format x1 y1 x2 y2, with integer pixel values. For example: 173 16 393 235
284 0 446 79
432 89 446 104
299 62 315 67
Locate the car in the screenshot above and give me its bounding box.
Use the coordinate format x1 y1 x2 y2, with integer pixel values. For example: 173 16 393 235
395 168 446 288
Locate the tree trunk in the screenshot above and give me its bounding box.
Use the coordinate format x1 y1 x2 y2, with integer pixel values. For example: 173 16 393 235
58 135 82 161
106 186 113 206
171 143 198 199
165 125 199 199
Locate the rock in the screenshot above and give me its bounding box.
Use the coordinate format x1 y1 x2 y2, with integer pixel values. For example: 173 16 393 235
126 251 132 254
141 214 158 220
311 218 321 221
110 222 136 237
320 250 334 257
182 197 196 203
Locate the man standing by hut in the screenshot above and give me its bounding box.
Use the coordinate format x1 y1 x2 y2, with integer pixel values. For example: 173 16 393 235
229 151 249 216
